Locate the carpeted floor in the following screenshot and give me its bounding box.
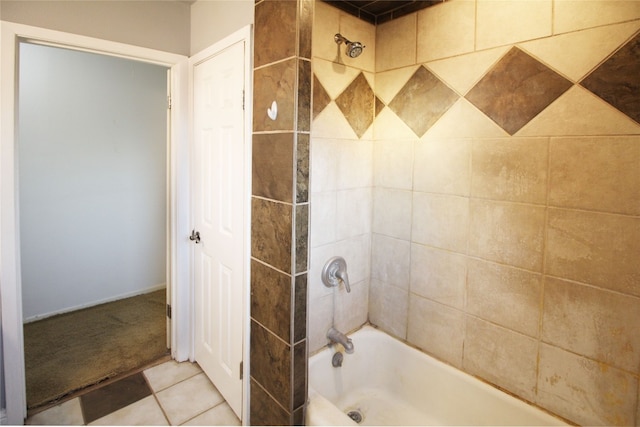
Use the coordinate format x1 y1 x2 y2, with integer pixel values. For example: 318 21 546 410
23 289 169 409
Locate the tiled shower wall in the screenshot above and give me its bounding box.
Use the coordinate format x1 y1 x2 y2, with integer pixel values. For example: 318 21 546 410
311 1 640 426
309 3 376 354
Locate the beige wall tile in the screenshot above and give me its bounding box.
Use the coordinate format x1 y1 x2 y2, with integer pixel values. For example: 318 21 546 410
371 234 410 289
476 0 552 50
337 9 376 72
519 20 640 82
336 188 371 240
414 138 471 196
464 317 538 402
373 139 414 190
333 234 372 286
516 86 640 136
467 259 542 337
310 191 336 248
426 46 511 96
542 276 640 373
537 343 638 426
312 102 359 139
309 234 371 301
410 244 466 310
334 278 369 334
308 292 333 353
375 13 417 72
335 139 373 190
369 279 409 340
310 138 339 192
313 0 341 63
407 296 464 367
412 193 469 253
313 59 362 99
416 0 475 63
423 99 509 139
548 136 640 215
373 107 418 140
375 66 420 104
554 0 640 34
545 208 640 297
471 137 548 204
469 200 545 271
372 188 412 240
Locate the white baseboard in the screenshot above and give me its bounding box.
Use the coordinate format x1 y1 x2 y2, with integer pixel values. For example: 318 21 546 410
23 283 167 324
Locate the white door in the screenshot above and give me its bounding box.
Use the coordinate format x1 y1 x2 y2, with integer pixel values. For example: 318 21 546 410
192 40 246 418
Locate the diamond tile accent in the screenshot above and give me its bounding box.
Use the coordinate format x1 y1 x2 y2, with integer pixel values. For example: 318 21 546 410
466 47 573 135
375 96 385 117
335 72 375 138
581 32 640 124
313 74 331 119
388 66 459 138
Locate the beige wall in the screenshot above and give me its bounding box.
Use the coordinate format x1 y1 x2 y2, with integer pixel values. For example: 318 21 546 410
311 1 640 425
190 0 253 56
0 0 190 55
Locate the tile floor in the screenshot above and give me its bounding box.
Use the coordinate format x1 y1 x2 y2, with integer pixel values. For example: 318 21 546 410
26 360 241 426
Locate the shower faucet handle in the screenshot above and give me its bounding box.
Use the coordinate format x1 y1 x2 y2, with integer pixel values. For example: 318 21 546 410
321 256 351 293
336 269 351 293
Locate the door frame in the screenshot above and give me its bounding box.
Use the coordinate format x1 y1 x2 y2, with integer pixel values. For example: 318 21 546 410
0 22 190 424
188 25 252 424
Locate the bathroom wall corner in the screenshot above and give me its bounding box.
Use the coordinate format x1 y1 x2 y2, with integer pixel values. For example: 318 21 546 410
250 0 312 424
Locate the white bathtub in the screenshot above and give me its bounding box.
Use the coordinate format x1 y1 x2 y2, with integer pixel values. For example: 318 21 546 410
307 325 566 426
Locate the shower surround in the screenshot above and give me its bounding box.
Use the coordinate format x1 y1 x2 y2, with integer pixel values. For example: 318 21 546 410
309 1 640 426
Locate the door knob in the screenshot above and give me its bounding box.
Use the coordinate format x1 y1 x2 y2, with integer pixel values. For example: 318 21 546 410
189 230 201 244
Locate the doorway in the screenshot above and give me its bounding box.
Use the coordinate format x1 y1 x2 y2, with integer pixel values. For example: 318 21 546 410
0 22 191 425
18 41 170 409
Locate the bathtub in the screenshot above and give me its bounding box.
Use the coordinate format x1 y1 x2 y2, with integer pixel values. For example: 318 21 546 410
307 325 566 426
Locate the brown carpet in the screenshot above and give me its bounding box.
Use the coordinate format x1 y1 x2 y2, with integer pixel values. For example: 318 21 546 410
23 290 168 409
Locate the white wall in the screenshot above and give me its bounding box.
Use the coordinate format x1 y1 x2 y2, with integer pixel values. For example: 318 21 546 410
190 0 253 56
0 0 190 55
19 43 168 321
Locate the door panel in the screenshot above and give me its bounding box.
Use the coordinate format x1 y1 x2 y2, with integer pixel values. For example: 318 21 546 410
193 40 245 418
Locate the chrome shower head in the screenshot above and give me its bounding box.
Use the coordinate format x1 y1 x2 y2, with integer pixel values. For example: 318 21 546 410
346 41 364 58
334 33 365 58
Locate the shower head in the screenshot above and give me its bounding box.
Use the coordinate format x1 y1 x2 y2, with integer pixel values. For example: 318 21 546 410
334 33 365 58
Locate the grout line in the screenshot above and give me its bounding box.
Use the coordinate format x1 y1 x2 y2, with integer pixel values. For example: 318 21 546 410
145 374 173 426
535 136 552 398
179 399 228 426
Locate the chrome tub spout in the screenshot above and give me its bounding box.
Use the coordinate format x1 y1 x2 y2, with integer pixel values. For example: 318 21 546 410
327 327 354 354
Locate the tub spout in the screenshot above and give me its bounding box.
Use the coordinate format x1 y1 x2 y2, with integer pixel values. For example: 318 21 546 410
327 327 354 354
